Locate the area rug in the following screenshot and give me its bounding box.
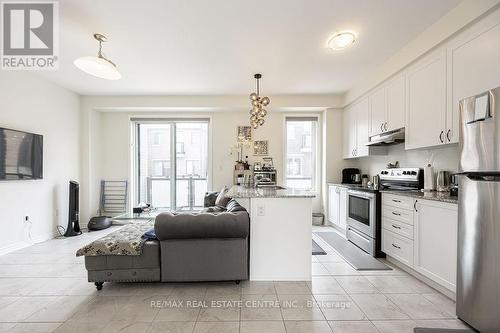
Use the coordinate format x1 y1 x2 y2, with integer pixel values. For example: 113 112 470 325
314 231 391 270
414 328 475 333
312 240 327 255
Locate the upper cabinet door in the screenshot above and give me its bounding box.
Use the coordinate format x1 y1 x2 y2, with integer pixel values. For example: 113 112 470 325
356 97 370 157
386 73 405 132
447 12 500 144
405 47 447 150
369 86 386 137
343 106 357 159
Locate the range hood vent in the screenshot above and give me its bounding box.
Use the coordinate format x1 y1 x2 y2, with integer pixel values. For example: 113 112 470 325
366 128 405 146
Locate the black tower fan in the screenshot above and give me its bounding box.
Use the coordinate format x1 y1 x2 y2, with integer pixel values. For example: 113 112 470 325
64 181 82 237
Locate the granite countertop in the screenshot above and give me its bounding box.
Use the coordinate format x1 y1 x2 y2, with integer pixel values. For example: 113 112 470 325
226 185 316 198
328 183 458 204
380 190 458 204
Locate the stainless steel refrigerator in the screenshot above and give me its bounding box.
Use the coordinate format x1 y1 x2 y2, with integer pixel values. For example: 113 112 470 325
457 87 500 333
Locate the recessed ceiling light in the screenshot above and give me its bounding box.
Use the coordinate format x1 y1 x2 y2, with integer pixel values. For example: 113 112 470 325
327 31 356 51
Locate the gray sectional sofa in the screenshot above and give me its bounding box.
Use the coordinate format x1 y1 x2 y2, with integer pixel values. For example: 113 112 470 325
84 197 249 290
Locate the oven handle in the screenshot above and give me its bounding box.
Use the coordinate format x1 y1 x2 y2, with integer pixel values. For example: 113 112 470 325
347 190 375 199
348 226 371 242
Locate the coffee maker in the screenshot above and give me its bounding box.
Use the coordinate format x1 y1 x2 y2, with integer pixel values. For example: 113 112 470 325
342 168 361 184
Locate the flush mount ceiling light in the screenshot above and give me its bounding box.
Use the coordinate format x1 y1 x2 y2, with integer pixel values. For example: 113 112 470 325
249 73 270 129
74 33 121 80
327 31 356 51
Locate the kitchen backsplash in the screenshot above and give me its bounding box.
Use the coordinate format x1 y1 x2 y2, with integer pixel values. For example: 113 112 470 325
356 144 459 178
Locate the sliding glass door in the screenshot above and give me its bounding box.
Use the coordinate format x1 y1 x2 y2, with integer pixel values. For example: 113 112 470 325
135 119 209 211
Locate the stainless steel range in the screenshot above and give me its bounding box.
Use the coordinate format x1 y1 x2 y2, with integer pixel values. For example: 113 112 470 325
346 168 423 257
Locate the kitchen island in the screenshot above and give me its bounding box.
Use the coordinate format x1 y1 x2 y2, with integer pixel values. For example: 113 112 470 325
226 186 315 281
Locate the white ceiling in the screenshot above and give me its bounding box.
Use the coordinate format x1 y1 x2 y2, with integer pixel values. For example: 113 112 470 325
38 0 461 95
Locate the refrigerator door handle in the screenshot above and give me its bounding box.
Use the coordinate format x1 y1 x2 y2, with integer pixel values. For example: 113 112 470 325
454 172 500 181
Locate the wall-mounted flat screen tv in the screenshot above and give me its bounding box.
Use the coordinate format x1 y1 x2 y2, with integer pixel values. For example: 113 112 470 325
0 127 43 180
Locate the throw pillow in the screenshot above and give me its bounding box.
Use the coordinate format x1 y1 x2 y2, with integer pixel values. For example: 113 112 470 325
215 186 231 207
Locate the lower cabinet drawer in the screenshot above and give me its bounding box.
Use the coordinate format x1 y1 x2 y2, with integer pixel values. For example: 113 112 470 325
383 229 414 267
383 193 414 211
383 218 414 240
382 206 413 225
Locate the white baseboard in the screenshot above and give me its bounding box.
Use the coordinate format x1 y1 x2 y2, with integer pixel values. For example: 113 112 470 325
386 256 456 301
0 231 55 256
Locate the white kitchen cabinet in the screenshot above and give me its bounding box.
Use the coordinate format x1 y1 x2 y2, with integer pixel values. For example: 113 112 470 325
343 97 372 159
381 193 458 292
327 185 347 231
327 185 339 225
414 199 458 291
383 229 414 267
405 47 447 150
338 187 347 230
386 74 405 132
369 85 386 136
343 105 357 159
369 73 405 137
355 97 370 157
446 10 500 144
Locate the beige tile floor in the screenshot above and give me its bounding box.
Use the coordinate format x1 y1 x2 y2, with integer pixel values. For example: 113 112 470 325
0 226 469 333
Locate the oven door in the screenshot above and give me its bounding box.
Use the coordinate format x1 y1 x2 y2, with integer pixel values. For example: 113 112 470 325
347 190 375 237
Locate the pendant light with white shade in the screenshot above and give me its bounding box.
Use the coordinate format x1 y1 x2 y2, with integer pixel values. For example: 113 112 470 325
74 33 121 80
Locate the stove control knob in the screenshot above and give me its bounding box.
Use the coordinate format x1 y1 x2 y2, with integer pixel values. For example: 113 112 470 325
402 171 407 175
411 171 417 175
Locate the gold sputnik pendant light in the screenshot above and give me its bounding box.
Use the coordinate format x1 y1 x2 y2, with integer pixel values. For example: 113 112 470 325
249 73 270 129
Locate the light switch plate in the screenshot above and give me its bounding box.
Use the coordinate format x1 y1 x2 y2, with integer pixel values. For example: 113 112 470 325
257 205 265 216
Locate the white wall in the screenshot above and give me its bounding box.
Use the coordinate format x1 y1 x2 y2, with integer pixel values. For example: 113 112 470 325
0 72 80 254
355 144 459 179
84 110 326 220
80 95 342 222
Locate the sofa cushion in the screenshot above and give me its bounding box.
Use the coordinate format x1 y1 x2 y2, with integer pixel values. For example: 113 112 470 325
226 199 246 212
214 187 231 207
155 211 249 240
202 206 226 213
85 240 160 270
204 191 219 208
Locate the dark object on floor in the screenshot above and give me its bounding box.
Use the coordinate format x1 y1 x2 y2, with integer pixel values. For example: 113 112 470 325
414 328 475 333
64 181 82 237
312 240 327 255
88 216 112 231
315 231 391 270
95 282 103 290
142 228 157 241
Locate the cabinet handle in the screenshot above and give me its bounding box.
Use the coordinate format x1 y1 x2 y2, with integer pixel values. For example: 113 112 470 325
439 130 444 143
392 199 401 203
392 243 401 249
392 212 401 216
414 200 418 212
380 123 384 132
446 129 451 142
392 224 401 229
384 122 388 131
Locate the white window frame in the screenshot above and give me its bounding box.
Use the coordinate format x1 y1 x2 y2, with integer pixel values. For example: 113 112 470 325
283 115 321 192
130 117 211 211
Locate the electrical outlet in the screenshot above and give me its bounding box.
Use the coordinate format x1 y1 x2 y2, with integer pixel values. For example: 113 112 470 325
257 205 265 216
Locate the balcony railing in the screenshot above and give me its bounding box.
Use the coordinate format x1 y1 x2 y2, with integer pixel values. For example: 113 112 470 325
146 176 208 211
285 176 314 190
